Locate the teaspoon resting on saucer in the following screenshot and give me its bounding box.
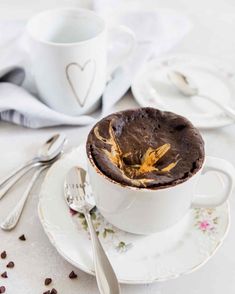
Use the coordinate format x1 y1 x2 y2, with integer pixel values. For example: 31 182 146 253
64 167 120 294
167 70 235 120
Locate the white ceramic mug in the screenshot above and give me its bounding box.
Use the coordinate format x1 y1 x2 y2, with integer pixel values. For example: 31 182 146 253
87 154 235 235
26 8 135 116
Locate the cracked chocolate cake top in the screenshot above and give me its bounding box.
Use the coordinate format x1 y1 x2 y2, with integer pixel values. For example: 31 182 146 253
86 107 205 189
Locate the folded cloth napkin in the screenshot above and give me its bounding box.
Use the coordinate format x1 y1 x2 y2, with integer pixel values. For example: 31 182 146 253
0 2 192 128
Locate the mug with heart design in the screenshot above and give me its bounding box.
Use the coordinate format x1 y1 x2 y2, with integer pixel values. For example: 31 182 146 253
26 8 136 116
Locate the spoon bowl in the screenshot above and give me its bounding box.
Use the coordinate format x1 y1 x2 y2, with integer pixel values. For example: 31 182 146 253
0 133 67 200
167 71 198 96
35 133 67 162
64 167 94 213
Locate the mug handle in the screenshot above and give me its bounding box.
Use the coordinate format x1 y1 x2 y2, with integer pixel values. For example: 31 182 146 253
107 25 136 76
192 156 235 208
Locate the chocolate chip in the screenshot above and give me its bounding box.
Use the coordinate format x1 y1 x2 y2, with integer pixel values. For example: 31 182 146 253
0 286 5 293
1 272 7 278
69 271 77 279
43 291 50 294
44 278 52 286
50 289 57 294
6 261 14 268
19 234 26 241
0 251 6 259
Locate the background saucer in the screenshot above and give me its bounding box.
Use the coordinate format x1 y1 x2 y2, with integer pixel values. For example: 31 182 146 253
131 54 235 129
38 145 230 284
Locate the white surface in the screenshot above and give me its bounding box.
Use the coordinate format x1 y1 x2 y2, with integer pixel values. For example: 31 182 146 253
1 0 235 294
38 145 230 283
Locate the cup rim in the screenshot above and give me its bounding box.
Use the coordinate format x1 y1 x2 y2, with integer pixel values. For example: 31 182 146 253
86 148 205 192
26 7 106 47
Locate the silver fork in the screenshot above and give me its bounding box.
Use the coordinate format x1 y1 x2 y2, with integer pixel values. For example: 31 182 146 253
64 167 120 294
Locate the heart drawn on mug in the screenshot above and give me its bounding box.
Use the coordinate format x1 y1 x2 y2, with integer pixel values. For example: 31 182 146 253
65 60 96 107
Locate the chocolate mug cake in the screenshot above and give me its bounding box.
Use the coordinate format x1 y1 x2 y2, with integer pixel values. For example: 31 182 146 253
86 107 205 189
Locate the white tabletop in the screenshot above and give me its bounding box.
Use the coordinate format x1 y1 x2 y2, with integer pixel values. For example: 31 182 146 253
1 1 235 293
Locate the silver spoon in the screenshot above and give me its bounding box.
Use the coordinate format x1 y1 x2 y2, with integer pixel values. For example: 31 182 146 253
1 154 61 231
0 133 66 200
167 70 235 119
1 165 47 231
64 167 120 294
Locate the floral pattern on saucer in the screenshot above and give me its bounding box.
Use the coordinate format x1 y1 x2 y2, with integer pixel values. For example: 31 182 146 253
194 208 219 235
70 205 222 254
70 207 133 253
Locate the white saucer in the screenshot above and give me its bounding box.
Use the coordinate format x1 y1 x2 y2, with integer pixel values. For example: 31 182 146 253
131 54 235 129
38 145 230 284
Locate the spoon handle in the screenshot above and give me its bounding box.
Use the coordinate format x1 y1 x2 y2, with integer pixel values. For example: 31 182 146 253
1 165 47 231
201 94 235 119
0 160 40 200
84 212 120 294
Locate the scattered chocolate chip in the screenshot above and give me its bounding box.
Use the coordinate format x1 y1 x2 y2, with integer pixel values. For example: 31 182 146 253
44 278 52 286
69 271 77 279
0 286 5 293
6 261 14 268
43 291 50 294
50 289 57 294
1 272 7 278
19 234 26 241
0 251 6 259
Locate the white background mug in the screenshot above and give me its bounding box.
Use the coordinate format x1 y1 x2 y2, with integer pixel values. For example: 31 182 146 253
26 8 136 116
87 154 235 235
